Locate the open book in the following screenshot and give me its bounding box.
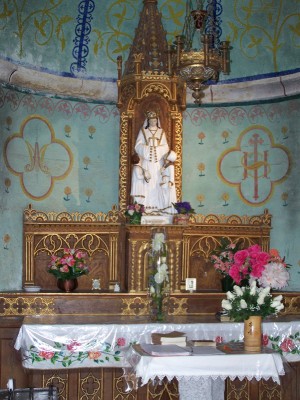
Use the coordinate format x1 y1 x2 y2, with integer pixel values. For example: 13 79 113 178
140 343 191 357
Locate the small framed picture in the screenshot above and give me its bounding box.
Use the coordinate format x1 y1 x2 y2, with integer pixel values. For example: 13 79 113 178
185 278 197 292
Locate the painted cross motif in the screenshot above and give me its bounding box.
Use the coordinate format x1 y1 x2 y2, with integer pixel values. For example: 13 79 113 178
4 115 73 200
218 125 290 206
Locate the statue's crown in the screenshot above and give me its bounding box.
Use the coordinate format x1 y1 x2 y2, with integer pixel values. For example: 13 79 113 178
145 110 159 119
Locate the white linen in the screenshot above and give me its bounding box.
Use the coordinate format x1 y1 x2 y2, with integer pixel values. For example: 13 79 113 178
133 351 285 385
14 316 300 369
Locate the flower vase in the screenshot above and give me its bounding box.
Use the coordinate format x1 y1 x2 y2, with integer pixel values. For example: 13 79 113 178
149 283 169 322
148 228 170 322
57 278 78 292
244 315 262 352
173 214 190 225
221 275 235 292
129 214 141 225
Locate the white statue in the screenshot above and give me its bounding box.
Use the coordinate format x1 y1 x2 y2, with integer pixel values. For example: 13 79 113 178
131 110 177 214
160 150 177 213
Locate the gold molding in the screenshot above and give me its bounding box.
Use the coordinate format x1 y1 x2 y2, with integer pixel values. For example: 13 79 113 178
121 296 149 316
0 296 55 316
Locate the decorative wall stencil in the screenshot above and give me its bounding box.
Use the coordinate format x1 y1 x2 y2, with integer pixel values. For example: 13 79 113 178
3 234 10 250
205 0 223 47
71 0 95 75
218 125 291 206
0 0 72 58
185 102 300 126
281 192 288 207
4 177 11 193
4 115 73 200
0 89 118 121
198 132 206 144
196 194 205 208
230 0 300 72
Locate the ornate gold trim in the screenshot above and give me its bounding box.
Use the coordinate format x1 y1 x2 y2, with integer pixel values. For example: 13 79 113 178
24 203 121 222
121 296 149 316
0 296 55 316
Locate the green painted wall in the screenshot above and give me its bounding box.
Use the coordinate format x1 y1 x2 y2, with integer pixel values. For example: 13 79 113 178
0 0 298 80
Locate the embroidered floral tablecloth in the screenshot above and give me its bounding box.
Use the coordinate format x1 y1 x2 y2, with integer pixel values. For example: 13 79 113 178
14 315 300 369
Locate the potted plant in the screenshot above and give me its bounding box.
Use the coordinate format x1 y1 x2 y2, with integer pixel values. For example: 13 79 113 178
172 201 195 224
125 202 145 224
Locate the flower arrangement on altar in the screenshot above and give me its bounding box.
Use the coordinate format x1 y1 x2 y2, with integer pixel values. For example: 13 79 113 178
172 201 195 215
221 281 284 322
125 201 145 224
211 239 290 290
47 248 90 280
211 237 240 276
148 231 170 321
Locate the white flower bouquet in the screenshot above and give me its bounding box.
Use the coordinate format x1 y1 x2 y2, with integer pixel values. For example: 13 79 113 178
148 231 170 321
221 281 284 322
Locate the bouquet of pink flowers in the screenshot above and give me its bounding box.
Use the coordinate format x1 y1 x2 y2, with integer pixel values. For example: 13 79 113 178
48 248 90 280
212 239 290 290
211 238 240 276
125 202 145 224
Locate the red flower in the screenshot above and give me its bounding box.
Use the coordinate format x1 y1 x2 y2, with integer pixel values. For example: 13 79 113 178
215 336 223 343
117 337 126 347
262 334 269 346
280 338 295 353
39 350 55 359
67 341 80 352
234 250 249 265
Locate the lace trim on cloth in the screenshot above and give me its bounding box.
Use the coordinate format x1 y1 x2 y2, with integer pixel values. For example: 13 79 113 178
151 372 284 385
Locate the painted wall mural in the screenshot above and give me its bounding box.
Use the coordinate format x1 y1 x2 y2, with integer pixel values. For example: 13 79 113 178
0 1 299 80
218 125 290 206
4 115 73 200
0 89 299 291
230 0 300 72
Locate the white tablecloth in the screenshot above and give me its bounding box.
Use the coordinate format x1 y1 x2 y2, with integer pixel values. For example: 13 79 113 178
133 349 285 385
14 315 300 369
126 345 285 400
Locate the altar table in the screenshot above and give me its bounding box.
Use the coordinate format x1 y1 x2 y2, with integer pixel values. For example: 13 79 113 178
14 315 300 370
127 345 285 400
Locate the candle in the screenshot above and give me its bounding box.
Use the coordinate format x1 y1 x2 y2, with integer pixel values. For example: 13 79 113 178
7 378 14 390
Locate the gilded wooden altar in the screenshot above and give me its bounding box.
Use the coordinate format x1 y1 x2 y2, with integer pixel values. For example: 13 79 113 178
0 205 299 400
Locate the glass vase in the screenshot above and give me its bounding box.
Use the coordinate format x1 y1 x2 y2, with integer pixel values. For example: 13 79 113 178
149 282 169 322
148 228 170 322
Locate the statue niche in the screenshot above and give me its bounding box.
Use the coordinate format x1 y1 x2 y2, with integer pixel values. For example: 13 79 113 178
130 105 178 215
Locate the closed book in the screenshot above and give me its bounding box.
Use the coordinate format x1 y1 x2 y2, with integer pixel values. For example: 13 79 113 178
152 331 186 345
140 344 191 357
161 337 187 344
191 340 216 347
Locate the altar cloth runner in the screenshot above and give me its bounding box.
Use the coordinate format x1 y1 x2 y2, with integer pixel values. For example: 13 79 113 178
125 344 285 400
131 346 285 385
14 315 300 370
